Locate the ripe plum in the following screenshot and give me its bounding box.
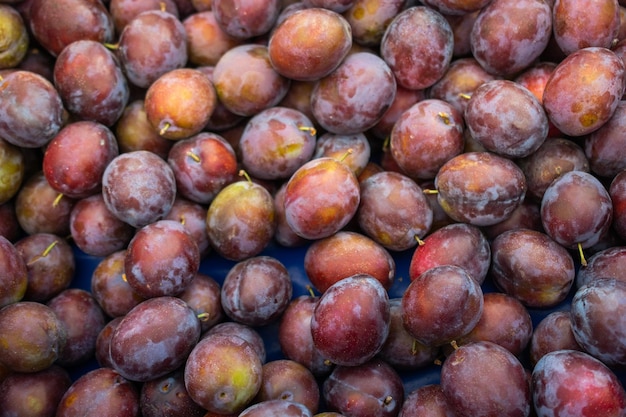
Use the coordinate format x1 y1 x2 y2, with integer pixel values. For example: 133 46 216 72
441 341 531 417
398 384 455 417
268 7 352 81
43 120 120 199
178 272 223 332
212 0 279 39
380 6 453 90
344 0 407 47
529 311 583 367
213 43 290 116
221 256 292 326
0 4 28 69
402 265 484 347
140 369 206 417
109 0 179 33
576 245 626 288
109 296 201 382
390 98 464 180
239 399 313 417
102 150 177 228
585 100 626 178
183 10 242 67
470 0 552 76
115 100 173 159
570 277 626 367
283 157 360 240
311 51 396 135
313 132 371 177
304 231 395 293
434 151 527 226
0 138 24 205
0 234 27 307
532 349 626 417
465 79 549 158
357 171 433 251
239 106 317 181
115 9 188 89
611 170 626 240
206 177 276 261
542 46 626 136
311 274 390 366
255 359 320 414
53 40 129 126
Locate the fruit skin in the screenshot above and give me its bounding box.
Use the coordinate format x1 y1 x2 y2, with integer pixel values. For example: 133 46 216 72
532 349 626 417
434 151 527 226
0 234 27 308
0 4 28 69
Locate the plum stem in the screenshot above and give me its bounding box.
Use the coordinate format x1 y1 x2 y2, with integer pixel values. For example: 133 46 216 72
382 136 390 152
578 242 588 267
197 312 210 322
338 148 353 162
27 240 58 265
159 122 171 136
450 340 459 350
121 273 128 282
186 151 201 163
383 396 393 405
298 126 317 136
103 42 119 51
437 112 451 125
178 215 186 226
423 189 438 195
239 169 252 183
459 93 472 100
305 285 316 298
52 193 64 207
415 235 425 246
159 1 167 12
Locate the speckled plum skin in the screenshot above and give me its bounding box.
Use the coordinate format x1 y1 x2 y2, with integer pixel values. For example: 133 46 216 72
220 256 292 326
490 228 576 308
540 170 613 250
530 311 583 367
390 98 465 181
543 47 626 137
409 222 491 285
184 333 263 415
470 0 552 76
465 79 549 158
570 278 626 367
268 7 352 82
532 350 626 417
124 219 200 298
283 157 360 241
311 275 390 367
53 40 129 126
206 180 276 261
434 151 527 227
102 150 177 228
311 51 396 135
553 0 620 56
381 6 453 90
402 265 483 347
441 341 531 417
109 296 201 382
576 246 626 288
357 171 433 252
117 10 188 89
0 70 65 148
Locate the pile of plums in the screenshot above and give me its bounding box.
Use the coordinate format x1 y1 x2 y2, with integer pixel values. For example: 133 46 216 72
2 0 626 416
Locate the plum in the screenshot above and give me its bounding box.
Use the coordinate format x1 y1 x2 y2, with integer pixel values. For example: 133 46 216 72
255 359 320 414
0 234 27 307
529 311 583 367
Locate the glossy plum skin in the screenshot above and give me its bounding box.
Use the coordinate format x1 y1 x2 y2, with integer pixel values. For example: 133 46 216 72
221 256 293 326
0 301 67 373
380 6 454 90
540 170 614 251
409 222 491 285
389 98 465 181
43 121 120 199
470 0 552 76
322 359 405 417
268 7 352 81
490 228 576 308
283 157 360 240
102 150 177 228
542 47 626 137
304 231 395 293
124 219 200 299
434 151 527 226
55 368 139 417
311 51 396 135
402 265 484 347
53 40 129 126
532 350 626 417
464 79 549 158
311 275 391 367
109 296 201 382
570 278 626 367
441 341 531 417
